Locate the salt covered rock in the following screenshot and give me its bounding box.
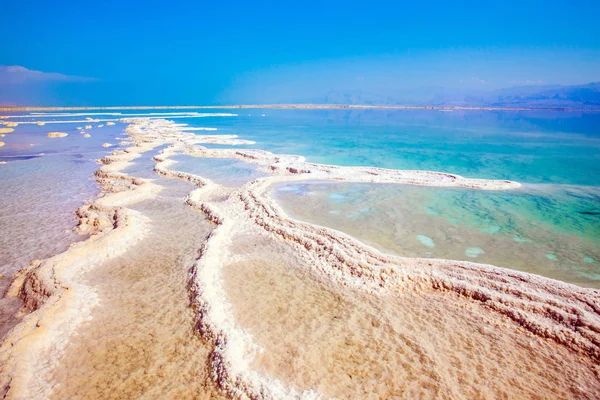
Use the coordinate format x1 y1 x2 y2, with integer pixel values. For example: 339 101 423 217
46 132 68 138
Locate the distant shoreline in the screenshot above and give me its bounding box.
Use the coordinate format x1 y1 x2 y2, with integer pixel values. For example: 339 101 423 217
1 104 598 112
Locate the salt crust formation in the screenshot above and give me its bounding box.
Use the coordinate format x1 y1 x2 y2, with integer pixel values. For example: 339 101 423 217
0 132 163 398
1 118 599 399
45 132 68 138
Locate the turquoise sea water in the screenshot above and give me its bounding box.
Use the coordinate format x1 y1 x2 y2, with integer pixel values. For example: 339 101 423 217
178 109 600 185
271 181 600 287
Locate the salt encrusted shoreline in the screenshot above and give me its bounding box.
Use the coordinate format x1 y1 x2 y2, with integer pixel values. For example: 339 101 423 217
1 118 599 399
140 120 599 398
0 137 165 397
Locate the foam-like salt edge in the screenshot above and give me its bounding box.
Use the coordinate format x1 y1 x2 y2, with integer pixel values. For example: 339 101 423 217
4 112 238 118
125 119 599 398
3 118 599 399
7 114 237 125
0 135 165 398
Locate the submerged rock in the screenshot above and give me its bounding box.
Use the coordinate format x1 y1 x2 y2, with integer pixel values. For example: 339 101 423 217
465 247 485 258
416 235 435 248
46 132 68 138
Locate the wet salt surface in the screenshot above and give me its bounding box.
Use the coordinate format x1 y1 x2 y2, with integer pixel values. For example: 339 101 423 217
0 121 124 337
169 154 267 187
48 165 224 399
271 181 600 288
223 231 600 398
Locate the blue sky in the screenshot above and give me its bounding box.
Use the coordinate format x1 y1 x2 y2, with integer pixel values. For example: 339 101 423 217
1 0 599 105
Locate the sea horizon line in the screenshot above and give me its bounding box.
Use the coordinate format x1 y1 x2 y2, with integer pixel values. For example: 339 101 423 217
1 104 599 112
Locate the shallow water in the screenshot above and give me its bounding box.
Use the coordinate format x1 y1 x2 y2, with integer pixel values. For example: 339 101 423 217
0 119 124 337
176 109 600 185
272 181 600 288
48 158 223 400
223 231 600 398
169 155 267 187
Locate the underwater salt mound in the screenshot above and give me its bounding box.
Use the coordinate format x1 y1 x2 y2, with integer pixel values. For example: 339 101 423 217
46 132 68 138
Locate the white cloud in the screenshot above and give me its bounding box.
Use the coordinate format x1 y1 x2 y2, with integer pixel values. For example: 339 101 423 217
0 65 98 84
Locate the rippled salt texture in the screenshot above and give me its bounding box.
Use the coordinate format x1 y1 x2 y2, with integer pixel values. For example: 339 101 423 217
223 231 600 398
169 154 268 187
48 158 224 399
272 181 600 288
0 115 124 337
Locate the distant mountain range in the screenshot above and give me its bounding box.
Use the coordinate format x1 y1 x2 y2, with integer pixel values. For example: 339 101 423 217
318 82 600 109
